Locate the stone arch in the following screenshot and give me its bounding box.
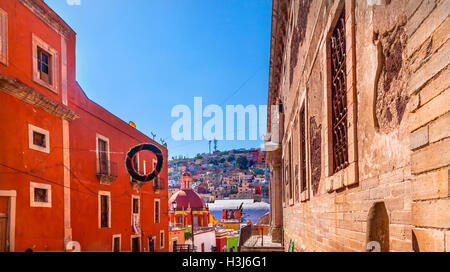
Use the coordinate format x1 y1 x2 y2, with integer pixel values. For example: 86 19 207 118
366 202 390 252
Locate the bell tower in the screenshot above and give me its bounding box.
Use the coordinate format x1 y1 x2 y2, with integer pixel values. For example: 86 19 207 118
180 172 192 190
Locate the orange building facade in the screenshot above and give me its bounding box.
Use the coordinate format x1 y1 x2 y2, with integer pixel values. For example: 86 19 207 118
0 0 168 252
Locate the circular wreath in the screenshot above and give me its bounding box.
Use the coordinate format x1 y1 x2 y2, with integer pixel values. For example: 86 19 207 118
125 143 164 182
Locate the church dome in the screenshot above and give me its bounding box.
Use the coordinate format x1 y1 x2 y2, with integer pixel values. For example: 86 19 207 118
169 189 206 210
182 172 192 177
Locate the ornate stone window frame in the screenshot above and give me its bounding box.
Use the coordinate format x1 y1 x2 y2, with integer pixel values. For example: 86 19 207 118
28 124 50 154
32 34 59 93
323 0 358 192
0 8 8 66
29 181 52 208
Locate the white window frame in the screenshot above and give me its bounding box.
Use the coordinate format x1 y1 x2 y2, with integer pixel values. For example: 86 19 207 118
160 230 165 249
28 124 50 154
29 182 52 208
131 195 140 225
112 234 121 252
0 190 16 252
98 191 111 229
154 199 160 224
130 153 140 182
96 134 111 176
0 8 8 65
130 234 141 252
32 34 59 93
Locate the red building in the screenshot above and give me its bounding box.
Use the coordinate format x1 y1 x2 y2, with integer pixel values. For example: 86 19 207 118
0 0 168 252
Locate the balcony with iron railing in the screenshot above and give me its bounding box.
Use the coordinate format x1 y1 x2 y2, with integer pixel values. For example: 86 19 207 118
153 177 164 190
96 160 118 185
170 223 185 230
173 244 196 252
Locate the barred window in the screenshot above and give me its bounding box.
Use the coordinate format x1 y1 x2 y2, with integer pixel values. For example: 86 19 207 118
330 8 349 173
300 106 307 192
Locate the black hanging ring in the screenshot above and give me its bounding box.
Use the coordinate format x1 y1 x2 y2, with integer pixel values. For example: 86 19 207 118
125 143 164 182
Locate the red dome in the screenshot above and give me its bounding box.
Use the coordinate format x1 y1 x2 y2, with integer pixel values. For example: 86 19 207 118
169 189 206 210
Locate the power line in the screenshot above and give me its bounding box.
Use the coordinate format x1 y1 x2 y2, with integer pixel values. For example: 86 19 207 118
0 162 168 213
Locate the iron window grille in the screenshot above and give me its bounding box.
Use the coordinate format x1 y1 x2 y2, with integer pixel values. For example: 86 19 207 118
300 107 307 192
330 8 349 173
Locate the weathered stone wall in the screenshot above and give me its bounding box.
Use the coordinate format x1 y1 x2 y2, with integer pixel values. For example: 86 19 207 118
407 0 450 252
268 0 449 252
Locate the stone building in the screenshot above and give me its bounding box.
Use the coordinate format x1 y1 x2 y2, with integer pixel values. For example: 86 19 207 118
265 0 449 251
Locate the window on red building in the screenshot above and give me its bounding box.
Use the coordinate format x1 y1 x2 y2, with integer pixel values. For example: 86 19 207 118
33 131 46 148
98 138 108 174
160 231 164 249
37 47 52 84
132 198 139 214
131 237 140 252
154 200 160 224
113 236 121 252
34 188 48 203
100 195 109 228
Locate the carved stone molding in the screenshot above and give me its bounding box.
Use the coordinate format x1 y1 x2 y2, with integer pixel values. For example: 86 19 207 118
0 73 79 121
19 0 74 37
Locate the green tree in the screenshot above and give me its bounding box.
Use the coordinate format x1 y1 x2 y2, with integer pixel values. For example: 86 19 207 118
209 159 219 165
227 155 235 162
219 158 226 164
184 229 192 241
253 168 264 175
236 155 249 170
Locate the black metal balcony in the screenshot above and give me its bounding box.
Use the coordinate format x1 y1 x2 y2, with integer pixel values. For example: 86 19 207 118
96 160 118 185
173 244 196 252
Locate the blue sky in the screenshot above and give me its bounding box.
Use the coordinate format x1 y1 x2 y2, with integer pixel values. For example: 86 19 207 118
45 0 272 159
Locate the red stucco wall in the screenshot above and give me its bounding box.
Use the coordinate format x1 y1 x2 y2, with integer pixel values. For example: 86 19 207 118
0 0 168 252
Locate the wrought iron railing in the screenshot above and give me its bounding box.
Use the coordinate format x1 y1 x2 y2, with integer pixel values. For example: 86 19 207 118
173 244 196 252
96 160 118 184
153 177 164 190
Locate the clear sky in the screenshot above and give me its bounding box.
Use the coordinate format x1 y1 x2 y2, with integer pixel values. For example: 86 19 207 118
45 0 272 159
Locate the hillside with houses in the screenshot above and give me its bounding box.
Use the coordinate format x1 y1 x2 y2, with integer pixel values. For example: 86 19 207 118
168 148 270 204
